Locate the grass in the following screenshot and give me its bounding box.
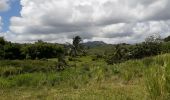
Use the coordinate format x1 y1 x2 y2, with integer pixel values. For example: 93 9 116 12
144 55 170 100
0 54 170 99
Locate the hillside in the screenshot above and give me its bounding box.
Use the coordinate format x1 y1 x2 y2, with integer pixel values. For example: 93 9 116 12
82 41 107 48
0 54 170 100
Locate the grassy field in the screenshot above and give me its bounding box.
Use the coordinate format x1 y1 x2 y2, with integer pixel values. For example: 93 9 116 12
0 54 170 100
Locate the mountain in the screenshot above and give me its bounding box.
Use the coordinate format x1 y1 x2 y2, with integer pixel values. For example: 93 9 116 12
82 41 107 48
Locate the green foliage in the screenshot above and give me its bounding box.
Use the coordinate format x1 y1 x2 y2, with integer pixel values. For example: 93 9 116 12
164 35 170 42
145 65 167 100
21 41 63 59
0 38 64 60
4 43 23 59
0 60 57 76
161 41 170 53
1 54 170 99
106 35 162 64
145 56 170 100
0 37 5 45
66 36 85 57
1 35 170 99
0 72 62 88
73 36 82 50
0 66 22 77
106 44 130 64
132 35 162 58
0 37 5 59
130 42 162 59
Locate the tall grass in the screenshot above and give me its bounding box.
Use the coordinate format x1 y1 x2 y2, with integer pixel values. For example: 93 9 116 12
0 60 57 76
1 54 170 99
0 72 59 88
145 55 170 100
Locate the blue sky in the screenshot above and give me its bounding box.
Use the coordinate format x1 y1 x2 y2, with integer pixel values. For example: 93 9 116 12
0 0 21 32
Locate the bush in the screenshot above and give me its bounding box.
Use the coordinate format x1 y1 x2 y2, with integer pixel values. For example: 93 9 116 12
21 41 64 59
131 42 162 59
161 42 170 53
106 41 162 64
0 38 64 60
164 35 170 42
4 43 23 60
106 44 130 64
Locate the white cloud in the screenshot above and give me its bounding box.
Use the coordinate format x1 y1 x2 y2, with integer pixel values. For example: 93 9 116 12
0 17 4 36
7 0 170 43
0 0 10 12
0 17 3 31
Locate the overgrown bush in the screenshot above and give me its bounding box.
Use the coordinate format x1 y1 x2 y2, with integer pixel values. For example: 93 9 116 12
161 42 170 53
0 37 64 60
130 42 162 59
106 35 162 64
21 41 63 59
106 44 131 64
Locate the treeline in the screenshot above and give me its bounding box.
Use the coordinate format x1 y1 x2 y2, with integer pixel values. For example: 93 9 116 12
1 35 170 65
106 35 170 64
0 37 63 60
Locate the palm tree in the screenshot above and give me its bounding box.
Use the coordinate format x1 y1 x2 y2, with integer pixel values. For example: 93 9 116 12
66 36 83 57
73 36 82 56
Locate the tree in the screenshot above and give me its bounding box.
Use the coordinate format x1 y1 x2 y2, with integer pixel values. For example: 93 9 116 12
164 35 170 42
0 37 6 59
57 51 68 71
106 44 129 64
4 43 23 60
106 34 163 64
73 36 82 49
66 36 84 57
72 36 82 56
145 34 162 43
130 35 162 59
21 40 64 59
0 37 5 45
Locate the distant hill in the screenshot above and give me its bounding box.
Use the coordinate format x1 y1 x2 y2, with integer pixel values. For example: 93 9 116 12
82 41 107 48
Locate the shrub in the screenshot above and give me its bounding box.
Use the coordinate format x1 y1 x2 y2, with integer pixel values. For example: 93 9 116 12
21 42 64 59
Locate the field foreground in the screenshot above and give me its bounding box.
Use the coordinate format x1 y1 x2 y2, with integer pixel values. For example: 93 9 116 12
0 54 170 100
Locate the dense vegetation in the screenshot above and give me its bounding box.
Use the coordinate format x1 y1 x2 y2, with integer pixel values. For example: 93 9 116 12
0 53 170 99
1 35 170 99
0 37 63 60
0 35 170 62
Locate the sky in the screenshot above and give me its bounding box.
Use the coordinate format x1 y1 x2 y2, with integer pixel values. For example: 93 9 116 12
0 0 170 44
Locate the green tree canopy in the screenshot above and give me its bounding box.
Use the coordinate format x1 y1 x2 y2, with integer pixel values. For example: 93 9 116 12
164 35 170 42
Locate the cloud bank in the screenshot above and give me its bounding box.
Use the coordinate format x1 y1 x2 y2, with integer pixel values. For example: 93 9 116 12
0 17 4 36
6 0 170 43
0 17 2 31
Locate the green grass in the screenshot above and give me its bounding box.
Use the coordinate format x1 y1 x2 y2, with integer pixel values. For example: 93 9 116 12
1 54 170 99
